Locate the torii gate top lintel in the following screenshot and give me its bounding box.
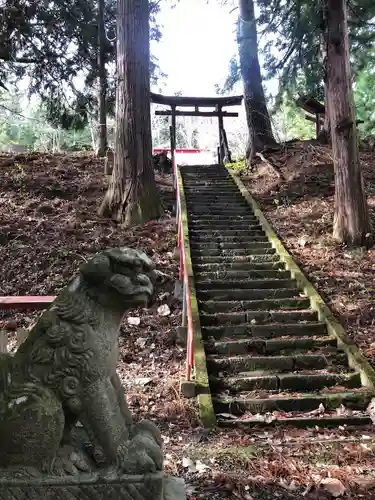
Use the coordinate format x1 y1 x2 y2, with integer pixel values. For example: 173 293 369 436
150 92 243 108
151 92 243 165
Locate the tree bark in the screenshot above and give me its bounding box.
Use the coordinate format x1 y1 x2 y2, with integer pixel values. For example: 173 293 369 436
326 0 372 246
318 25 331 145
237 0 276 162
98 0 161 225
97 0 108 157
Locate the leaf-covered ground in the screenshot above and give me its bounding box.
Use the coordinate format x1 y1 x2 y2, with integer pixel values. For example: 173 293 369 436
2 152 375 499
244 143 375 364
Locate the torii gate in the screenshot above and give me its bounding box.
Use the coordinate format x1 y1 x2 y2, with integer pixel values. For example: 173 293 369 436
150 93 243 166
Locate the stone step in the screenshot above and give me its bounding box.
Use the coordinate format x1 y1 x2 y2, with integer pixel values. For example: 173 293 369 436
189 220 259 228
199 297 311 314
184 188 240 194
186 193 244 199
197 287 300 301
183 178 235 182
205 336 336 356
201 322 328 340
191 235 269 244
207 352 348 374
185 194 245 200
195 269 291 281
216 414 372 428
212 391 372 416
194 261 284 272
199 309 318 326
210 371 361 392
188 205 250 211
188 215 257 222
190 231 267 240
190 229 265 237
196 278 296 290
187 201 249 209
190 242 272 251
189 222 262 231
183 183 237 188
194 254 280 264
187 212 253 219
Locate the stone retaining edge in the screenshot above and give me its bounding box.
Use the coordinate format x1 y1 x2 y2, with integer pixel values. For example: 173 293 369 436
229 170 375 390
177 169 217 427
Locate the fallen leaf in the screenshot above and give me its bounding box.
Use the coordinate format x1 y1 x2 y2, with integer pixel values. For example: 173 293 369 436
136 337 147 348
320 478 346 497
195 460 210 473
182 457 197 473
134 377 153 386
157 304 171 316
367 398 375 424
127 316 140 326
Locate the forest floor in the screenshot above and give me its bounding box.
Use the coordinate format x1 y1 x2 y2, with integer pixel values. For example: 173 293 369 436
1 151 375 499
244 142 375 366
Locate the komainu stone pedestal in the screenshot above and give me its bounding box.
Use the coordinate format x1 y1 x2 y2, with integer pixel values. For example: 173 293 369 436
0 472 185 500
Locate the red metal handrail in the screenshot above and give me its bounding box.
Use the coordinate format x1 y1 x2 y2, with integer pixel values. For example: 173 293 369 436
0 296 55 310
174 158 194 381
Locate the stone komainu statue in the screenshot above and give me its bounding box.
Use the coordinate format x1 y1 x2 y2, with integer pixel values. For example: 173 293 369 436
0 248 166 478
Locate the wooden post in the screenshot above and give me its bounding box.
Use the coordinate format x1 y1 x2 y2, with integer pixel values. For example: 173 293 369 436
316 113 322 138
170 105 176 164
217 105 224 166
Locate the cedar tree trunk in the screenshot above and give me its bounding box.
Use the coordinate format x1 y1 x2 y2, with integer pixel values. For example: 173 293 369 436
237 0 276 161
97 0 108 157
326 0 372 246
98 0 161 225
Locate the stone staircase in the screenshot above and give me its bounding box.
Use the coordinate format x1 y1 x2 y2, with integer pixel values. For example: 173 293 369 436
181 164 373 427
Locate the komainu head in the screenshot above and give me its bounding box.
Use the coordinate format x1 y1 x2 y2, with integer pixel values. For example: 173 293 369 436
75 247 168 310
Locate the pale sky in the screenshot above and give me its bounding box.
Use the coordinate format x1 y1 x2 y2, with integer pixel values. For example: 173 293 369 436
151 1 240 96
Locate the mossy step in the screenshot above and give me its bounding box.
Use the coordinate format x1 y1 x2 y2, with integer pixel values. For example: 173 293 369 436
183 174 231 178
190 235 269 244
184 181 236 185
208 351 348 374
194 261 284 272
188 205 251 211
189 223 262 230
195 269 291 280
212 391 372 415
194 254 281 264
200 309 318 326
188 215 257 222
201 322 327 340
210 371 361 392
197 287 300 301
190 229 265 237
199 297 311 314
187 198 245 204
189 220 259 228
184 188 240 194
190 242 272 251
188 210 254 217
195 278 296 290
207 353 329 373
185 194 244 199
205 336 336 356
187 202 250 209
191 232 267 241
216 415 372 428
182 178 233 182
